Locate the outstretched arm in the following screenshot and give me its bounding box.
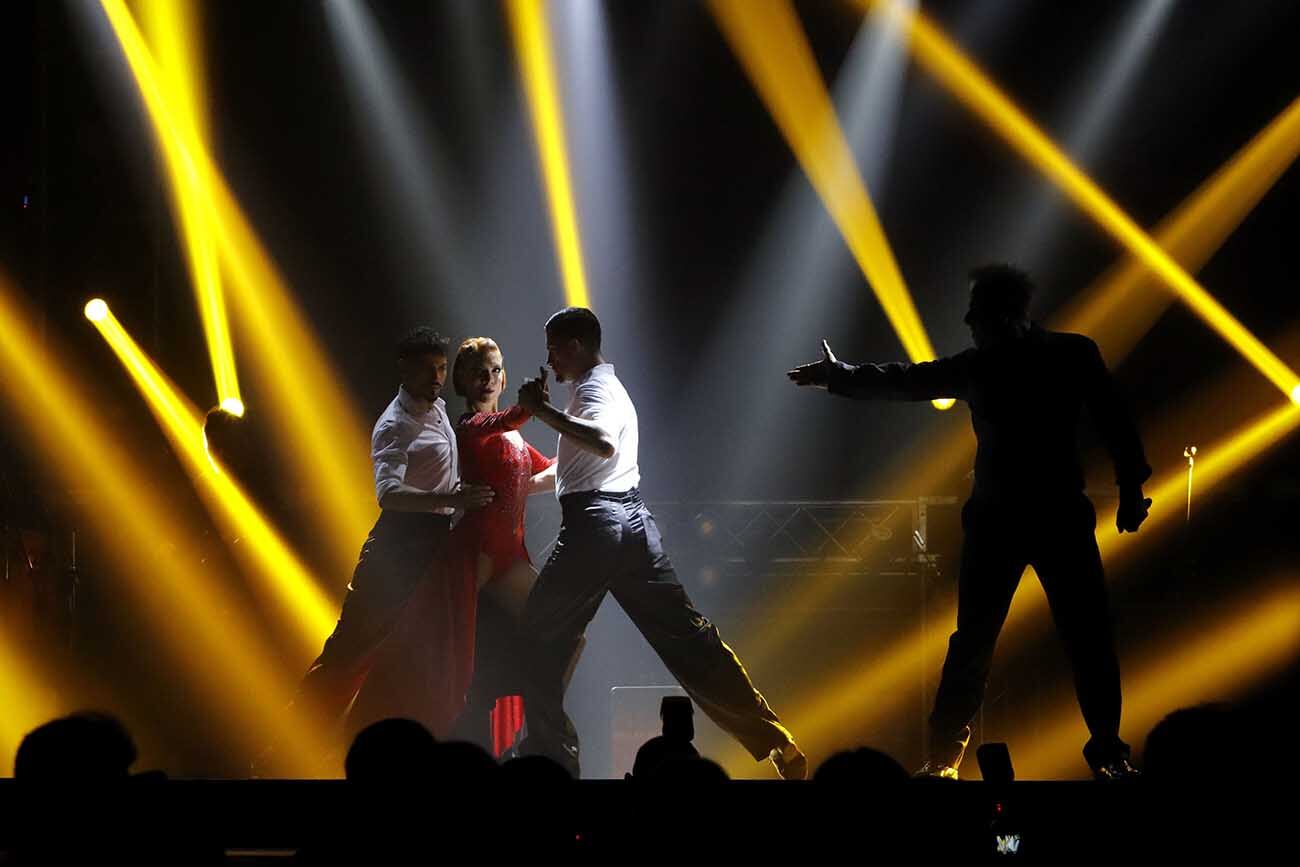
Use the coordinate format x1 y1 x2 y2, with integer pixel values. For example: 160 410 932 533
457 404 532 439
788 339 970 402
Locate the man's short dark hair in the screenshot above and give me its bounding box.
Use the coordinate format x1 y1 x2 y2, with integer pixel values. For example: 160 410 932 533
545 307 601 352
396 326 450 361
966 263 1034 322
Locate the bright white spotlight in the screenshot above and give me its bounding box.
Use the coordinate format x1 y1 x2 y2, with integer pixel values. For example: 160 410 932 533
1290 384 1300 406
1009 0 1176 267
84 299 109 322
321 0 471 298
220 397 246 417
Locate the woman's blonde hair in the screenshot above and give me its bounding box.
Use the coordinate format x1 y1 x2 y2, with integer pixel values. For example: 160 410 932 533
451 337 504 397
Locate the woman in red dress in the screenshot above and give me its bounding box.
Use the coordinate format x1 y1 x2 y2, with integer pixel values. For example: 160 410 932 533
453 337 556 619
345 337 554 746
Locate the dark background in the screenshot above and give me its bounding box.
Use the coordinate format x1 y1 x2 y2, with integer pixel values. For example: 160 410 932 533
2 0 1298 778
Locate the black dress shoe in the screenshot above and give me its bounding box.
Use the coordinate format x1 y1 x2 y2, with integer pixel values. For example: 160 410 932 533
1091 757 1141 780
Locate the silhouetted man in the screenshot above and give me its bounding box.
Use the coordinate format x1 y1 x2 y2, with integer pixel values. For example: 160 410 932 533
789 264 1150 780
515 307 806 779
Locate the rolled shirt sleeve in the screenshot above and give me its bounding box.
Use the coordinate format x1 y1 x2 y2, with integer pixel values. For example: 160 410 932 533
371 419 414 505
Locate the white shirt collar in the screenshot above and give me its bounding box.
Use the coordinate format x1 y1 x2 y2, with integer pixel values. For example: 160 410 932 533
397 385 439 417
574 362 614 386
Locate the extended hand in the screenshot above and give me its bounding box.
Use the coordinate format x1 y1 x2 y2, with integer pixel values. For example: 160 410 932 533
1116 490 1151 533
517 366 551 412
787 339 838 389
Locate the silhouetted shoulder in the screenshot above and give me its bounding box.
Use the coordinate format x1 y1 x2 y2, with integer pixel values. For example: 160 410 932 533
1039 329 1105 364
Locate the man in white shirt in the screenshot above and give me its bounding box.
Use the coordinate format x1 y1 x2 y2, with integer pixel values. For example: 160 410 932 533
291 327 493 738
516 308 806 779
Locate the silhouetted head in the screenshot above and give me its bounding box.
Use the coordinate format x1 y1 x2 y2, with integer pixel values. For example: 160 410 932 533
344 718 438 784
500 754 574 786
629 735 700 779
660 696 695 743
648 757 730 784
545 307 602 383
14 712 137 781
965 264 1033 349
396 327 450 404
429 740 501 785
812 747 909 786
1144 703 1241 785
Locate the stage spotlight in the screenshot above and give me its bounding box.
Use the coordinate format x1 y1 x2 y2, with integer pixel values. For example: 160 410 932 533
84 298 108 322
220 396 246 417
108 0 243 416
86 304 338 661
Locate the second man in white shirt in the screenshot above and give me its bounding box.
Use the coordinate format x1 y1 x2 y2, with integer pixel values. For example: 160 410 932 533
516 307 806 779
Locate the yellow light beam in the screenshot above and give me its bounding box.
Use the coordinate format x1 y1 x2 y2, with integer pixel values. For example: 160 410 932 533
742 86 1300 670
506 0 592 309
206 177 376 573
872 0 1300 403
86 300 338 662
1010 582 1300 779
99 0 376 577
710 0 953 410
138 0 208 143
134 0 241 414
0 635 66 775
1 276 327 776
1057 94 1300 352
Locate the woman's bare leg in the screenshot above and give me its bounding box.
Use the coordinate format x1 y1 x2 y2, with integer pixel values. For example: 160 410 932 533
482 558 538 622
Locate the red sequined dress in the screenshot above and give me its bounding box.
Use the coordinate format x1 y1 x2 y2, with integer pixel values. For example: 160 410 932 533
455 405 554 580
